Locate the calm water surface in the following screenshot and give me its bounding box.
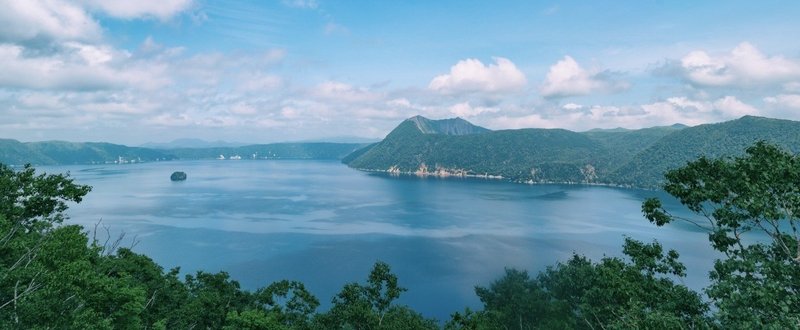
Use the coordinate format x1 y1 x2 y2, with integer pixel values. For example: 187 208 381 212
43 160 718 321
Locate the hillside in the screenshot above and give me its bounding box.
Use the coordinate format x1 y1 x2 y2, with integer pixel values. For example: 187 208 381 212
407 115 491 135
344 115 800 188
582 124 686 171
610 116 800 187
168 143 365 160
346 117 608 183
0 140 365 165
0 140 176 165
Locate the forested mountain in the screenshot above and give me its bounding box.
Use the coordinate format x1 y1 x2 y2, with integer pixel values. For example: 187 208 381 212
344 115 800 188
346 118 605 183
406 115 491 135
582 124 686 171
609 116 800 186
0 140 365 165
168 143 365 160
140 138 247 149
0 139 176 165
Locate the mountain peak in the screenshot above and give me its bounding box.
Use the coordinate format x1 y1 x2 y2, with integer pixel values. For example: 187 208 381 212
404 115 490 135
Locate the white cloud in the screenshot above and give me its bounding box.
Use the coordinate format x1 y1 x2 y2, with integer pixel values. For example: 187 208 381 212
680 42 800 87
429 57 527 94
640 96 758 125
764 94 800 109
712 96 758 117
489 114 556 129
0 0 101 43
489 96 759 132
0 43 169 90
228 103 258 115
540 56 626 98
448 102 498 118
79 0 194 20
663 96 712 113
313 81 383 103
386 98 412 108
237 73 283 93
0 0 194 45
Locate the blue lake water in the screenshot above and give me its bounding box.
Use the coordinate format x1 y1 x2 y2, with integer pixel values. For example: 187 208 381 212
43 160 719 322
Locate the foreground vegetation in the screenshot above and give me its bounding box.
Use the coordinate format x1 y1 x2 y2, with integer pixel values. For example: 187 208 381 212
1 141 799 328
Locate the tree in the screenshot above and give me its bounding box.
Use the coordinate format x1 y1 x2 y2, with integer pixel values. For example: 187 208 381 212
182 271 251 329
0 164 180 329
254 280 319 329
0 164 108 328
0 164 91 232
318 261 437 329
643 141 800 327
459 239 707 329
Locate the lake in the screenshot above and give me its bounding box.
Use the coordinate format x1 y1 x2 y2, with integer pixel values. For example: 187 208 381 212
43 160 718 322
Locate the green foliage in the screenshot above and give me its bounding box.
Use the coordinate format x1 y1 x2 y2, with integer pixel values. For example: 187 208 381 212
465 238 708 329
644 141 800 327
0 164 91 230
317 261 437 329
445 308 497 330
255 280 319 329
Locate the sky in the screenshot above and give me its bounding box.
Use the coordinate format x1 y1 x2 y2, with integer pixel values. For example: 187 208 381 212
2 0 800 145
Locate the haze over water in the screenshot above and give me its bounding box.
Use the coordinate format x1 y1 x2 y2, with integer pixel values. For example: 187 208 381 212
47 160 717 321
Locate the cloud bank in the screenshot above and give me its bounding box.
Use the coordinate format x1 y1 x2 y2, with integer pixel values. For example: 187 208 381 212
429 57 527 95
540 56 628 98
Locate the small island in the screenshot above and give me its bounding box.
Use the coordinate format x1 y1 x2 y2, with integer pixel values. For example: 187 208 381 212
170 171 187 181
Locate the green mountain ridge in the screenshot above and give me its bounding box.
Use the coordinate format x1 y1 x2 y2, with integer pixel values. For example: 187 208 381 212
0 140 364 165
0 139 177 165
609 115 800 186
407 115 491 135
168 142 365 160
344 115 800 188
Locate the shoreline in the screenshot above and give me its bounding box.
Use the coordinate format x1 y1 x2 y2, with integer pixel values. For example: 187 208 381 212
349 166 655 190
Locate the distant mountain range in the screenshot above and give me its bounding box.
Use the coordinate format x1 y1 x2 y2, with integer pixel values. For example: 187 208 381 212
140 138 247 149
343 115 800 188
5 115 800 189
0 140 365 166
141 136 380 149
0 139 177 165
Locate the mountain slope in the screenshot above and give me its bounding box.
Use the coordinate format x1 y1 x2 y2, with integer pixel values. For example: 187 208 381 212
168 143 365 160
582 124 687 171
344 115 800 188
345 117 606 183
0 140 176 165
0 140 364 165
140 138 246 149
610 116 800 187
407 115 491 135
0 139 54 165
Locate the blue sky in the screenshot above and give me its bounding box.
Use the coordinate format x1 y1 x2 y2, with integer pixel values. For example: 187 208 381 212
1 0 800 144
